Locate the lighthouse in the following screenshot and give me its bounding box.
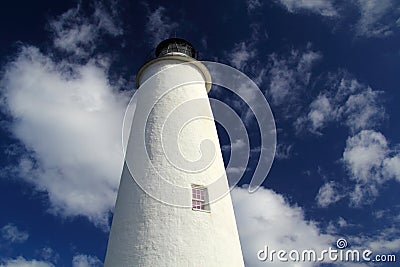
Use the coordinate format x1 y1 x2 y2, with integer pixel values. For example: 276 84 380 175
104 38 245 266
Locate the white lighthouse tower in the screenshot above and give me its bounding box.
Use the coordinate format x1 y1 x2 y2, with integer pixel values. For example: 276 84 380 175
104 38 245 266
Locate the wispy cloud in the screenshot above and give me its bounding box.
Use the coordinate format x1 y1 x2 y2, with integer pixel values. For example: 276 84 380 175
273 0 400 38
93 2 123 36
296 74 385 134
0 257 54 267
1 223 29 243
325 216 355 234
340 88 384 132
316 181 345 207
275 143 293 160
228 42 257 71
317 130 400 207
39 247 59 265
273 0 338 17
50 3 122 58
246 0 262 12
346 227 400 255
72 254 102 267
343 130 400 206
222 139 251 183
145 6 178 47
354 0 398 38
222 21 269 127
0 253 101 267
306 95 335 133
222 138 247 152
266 47 322 106
227 22 263 73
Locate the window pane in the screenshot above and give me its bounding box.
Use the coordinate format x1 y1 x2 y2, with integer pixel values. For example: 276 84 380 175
192 186 208 211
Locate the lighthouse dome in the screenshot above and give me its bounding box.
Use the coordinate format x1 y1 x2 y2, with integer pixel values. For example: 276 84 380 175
155 38 196 58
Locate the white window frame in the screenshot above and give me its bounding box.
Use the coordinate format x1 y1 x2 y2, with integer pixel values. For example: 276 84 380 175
191 185 210 212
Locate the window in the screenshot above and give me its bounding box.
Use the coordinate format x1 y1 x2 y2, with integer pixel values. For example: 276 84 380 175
191 185 209 211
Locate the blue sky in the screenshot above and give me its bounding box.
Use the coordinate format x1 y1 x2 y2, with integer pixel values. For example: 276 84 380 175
0 0 400 266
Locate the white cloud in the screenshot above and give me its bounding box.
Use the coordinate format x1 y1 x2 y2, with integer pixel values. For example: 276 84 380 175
373 209 386 219
354 0 397 38
0 0 127 231
366 236 400 253
51 14 96 57
72 254 102 267
1 223 29 243
340 88 384 132
275 143 293 160
274 0 338 17
326 216 354 234
316 129 400 208
348 227 400 254
267 55 296 105
383 155 400 182
337 217 348 227
222 139 251 183
0 252 100 267
267 49 322 106
296 75 385 134
247 0 262 12
307 95 334 133
226 166 248 177
273 0 399 38
39 247 59 264
227 22 266 75
316 181 344 207
229 42 256 70
232 186 333 266
297 49 324 78
0 257 54 267
343 130 388 182
342 130 400 206
145 7 178 47
93 3 123 37
1 45 128 228
223 24 270 130
50 4 122 57
222 139 247 152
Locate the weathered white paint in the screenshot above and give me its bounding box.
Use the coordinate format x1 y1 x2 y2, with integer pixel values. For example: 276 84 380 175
104 56 245 266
